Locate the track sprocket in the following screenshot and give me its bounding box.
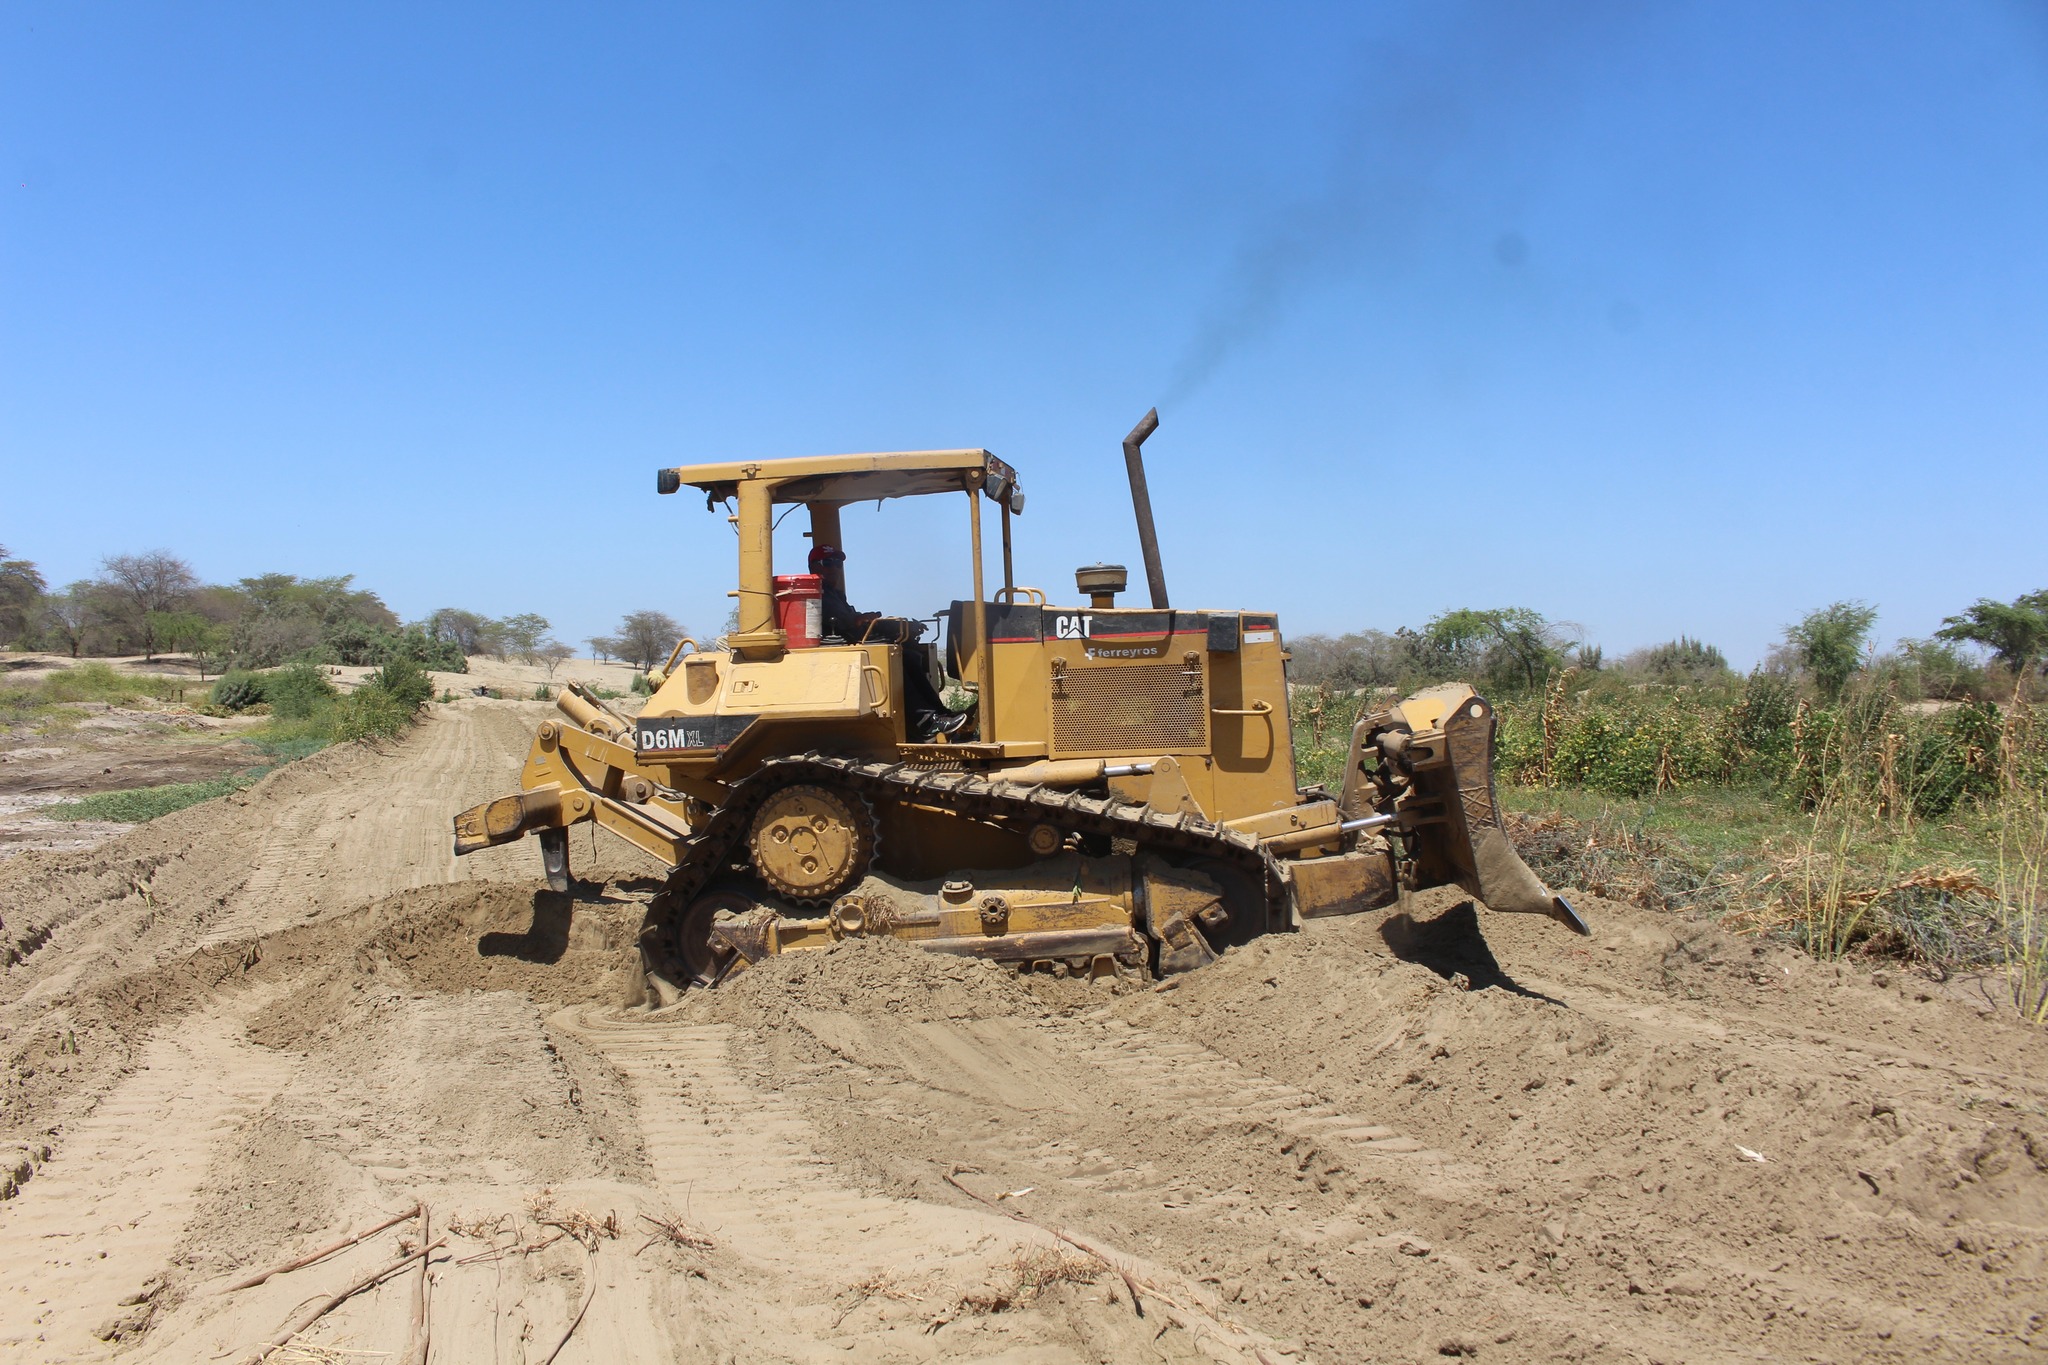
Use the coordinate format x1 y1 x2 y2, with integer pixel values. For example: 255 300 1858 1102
745 782 876 905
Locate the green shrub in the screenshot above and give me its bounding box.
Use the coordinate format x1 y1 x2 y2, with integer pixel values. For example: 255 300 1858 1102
533 684 552 700
1626 636 1731 685
264 661 338 720
1721 670 1799 782
630 672 654 695
392 628 467 672
333 686 415 743
316 621 467 672
1907 702 2003 816
210 671 267 711
364 655 433 712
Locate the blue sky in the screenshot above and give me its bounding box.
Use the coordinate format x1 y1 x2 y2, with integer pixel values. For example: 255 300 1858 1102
4 2 2045 666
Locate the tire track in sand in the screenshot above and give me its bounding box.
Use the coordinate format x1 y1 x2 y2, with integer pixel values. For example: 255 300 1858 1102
560 1008 1033 1276
1059 1010 1451 1160
0 1006 288 1364
197 703 542 948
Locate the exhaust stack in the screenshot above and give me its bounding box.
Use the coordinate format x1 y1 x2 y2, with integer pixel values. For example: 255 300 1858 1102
1122 407 1169 610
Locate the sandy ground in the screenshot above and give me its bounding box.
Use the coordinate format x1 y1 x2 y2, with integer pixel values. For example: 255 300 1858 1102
1 653 279 858
1 651 646 698
1 702 2045 1363
0 652 642 860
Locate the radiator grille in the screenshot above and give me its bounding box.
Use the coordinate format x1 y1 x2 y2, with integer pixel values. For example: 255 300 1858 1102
1052 661 1208 756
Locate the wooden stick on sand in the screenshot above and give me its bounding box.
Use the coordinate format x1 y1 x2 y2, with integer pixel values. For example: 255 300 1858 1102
402 1203 432 1365
537 1241 598 1365
223 1203 423 1293
241 1238 447 1365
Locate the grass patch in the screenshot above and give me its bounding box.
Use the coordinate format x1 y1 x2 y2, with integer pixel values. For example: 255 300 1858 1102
0 661 194 728
1498 789 2011 970
43 774 257 824
243 715 336 764
31 659 438 829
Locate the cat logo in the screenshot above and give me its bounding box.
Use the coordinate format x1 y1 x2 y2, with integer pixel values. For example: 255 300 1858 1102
1052 614 1094 640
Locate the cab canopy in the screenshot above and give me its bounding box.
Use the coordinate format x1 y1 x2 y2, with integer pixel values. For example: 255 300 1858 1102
658 449 1023 512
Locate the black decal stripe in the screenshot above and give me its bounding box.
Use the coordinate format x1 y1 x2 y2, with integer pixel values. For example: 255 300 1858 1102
986 606 1221 644
635 712 759 755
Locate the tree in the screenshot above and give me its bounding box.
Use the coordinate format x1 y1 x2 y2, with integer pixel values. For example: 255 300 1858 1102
424 608 497 657
1894 637 1986 701
148 610 214 655
538 639 576 680
98 551 199 659
587 636 620 663
227 601 324 667
1937 590 2048 678
0 545 46 646
1784 601 1878 702
497 613 551 664
615 610 684 670
1623 637 1730 685
1421 607 1576 693
1286 630 1404 690
40 582 93 658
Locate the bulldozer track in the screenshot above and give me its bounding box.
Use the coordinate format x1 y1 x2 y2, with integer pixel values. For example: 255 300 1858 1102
558 1009 1034 1272
654 751 1290 928
1051 1012 1468 1175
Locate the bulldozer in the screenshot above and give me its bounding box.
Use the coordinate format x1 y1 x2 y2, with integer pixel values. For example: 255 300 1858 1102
453 410 1587 996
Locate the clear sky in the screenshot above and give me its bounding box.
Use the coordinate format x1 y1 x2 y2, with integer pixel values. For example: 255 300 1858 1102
5 2 2045 666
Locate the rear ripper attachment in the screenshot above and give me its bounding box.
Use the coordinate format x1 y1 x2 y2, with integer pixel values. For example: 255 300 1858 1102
451 425 1587 998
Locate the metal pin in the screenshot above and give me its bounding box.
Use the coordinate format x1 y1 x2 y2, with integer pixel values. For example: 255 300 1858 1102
1340 813 1396 832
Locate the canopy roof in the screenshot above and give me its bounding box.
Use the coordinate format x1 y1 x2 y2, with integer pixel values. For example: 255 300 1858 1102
659 449 1022 509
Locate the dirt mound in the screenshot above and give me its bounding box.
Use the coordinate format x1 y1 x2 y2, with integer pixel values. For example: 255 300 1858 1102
685 887 2048 1363
696 931 1069 1024
350 879 647 1012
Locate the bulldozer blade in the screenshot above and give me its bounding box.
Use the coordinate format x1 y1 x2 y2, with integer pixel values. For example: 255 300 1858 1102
1471 822 1590 935
1396 687 1590 937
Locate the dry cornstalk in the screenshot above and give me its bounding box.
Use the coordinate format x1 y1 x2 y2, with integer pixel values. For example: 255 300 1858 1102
527 1192 621 1248
402 1204 431 1365
944 1170 1143 1312
224 1204 423 1293
942 1169 1286 1365
636 1211 714 1250
454 1231 566 1266
242 1238 447 1364
537 1242 598 1365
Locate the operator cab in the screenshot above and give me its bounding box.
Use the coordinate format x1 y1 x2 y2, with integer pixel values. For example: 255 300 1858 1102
658 448 1025 745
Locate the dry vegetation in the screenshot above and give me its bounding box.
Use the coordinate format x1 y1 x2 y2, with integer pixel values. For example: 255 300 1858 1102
1296 657 2048 1019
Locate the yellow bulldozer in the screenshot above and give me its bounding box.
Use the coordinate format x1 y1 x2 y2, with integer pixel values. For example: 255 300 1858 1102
454 410 1587 995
